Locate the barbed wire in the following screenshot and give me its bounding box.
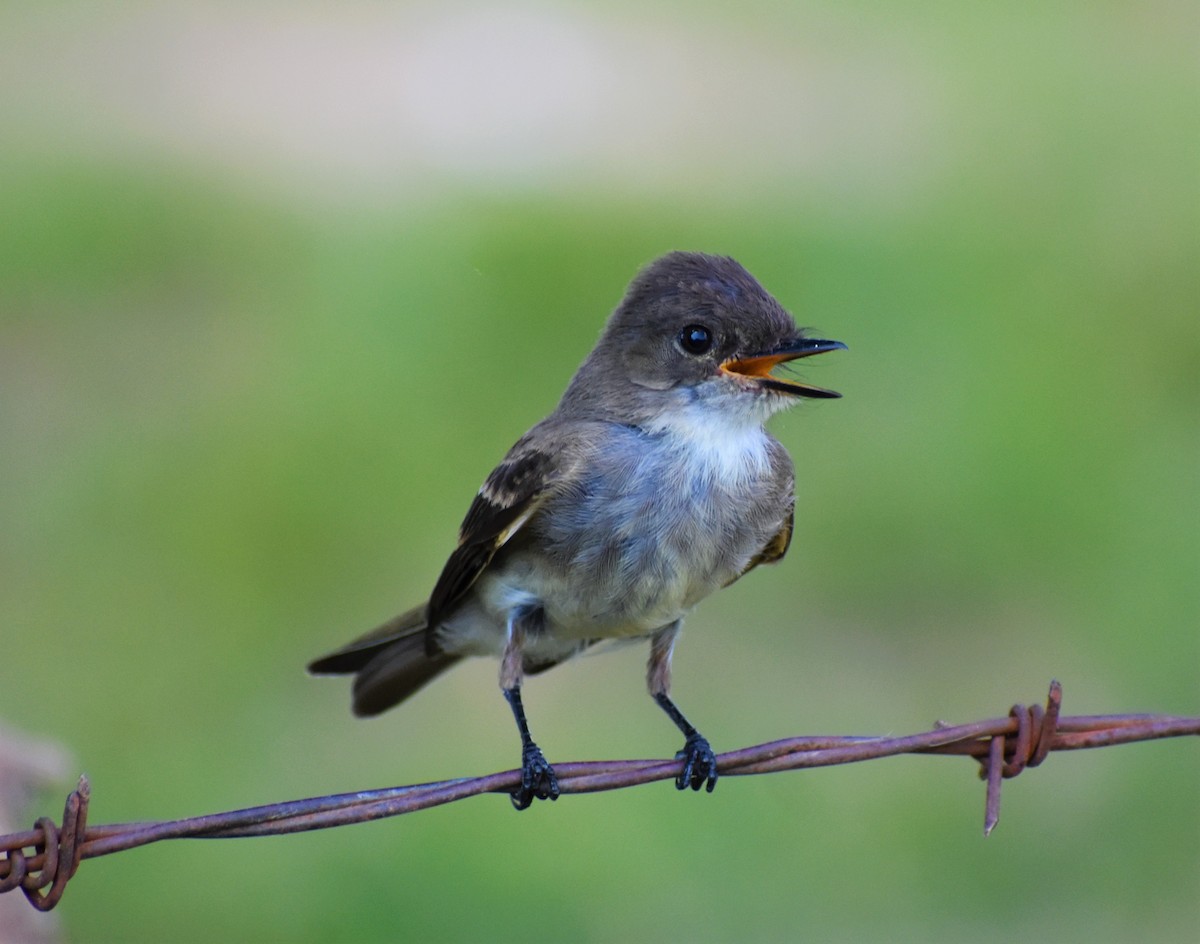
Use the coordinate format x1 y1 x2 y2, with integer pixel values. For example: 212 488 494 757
1 681 1197 912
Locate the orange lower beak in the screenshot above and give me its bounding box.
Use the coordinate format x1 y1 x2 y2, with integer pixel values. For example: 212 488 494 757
722 338 846 398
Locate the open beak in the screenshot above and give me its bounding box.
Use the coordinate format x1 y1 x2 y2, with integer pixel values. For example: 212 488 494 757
721 338 847 398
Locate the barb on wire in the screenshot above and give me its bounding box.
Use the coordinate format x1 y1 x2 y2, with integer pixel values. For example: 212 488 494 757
2 681 1197 911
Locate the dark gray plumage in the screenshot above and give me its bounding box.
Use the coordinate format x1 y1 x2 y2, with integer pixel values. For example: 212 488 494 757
310 252 845 808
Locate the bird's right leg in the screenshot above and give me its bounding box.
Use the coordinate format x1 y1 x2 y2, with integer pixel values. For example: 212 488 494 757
648 621 719 793
501 606 559 810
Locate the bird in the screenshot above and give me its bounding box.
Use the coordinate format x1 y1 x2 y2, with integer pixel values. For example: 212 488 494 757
309 251 845 809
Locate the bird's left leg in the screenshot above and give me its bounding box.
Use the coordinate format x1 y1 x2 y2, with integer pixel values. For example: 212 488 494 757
501 605 559 810
647 621 718 793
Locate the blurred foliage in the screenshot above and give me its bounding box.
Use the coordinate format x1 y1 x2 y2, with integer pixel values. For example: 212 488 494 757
1 2 1197 942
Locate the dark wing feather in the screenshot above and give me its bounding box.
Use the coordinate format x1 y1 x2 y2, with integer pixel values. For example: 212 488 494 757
723 505 794 588
426 440 561 635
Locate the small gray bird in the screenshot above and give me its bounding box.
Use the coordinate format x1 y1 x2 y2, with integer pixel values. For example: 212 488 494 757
309 251 845 809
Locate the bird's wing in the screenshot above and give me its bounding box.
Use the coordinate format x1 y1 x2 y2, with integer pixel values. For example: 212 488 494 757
426 425 576 634
723 505 794 588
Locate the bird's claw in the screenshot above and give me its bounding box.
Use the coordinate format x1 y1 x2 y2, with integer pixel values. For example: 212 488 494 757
510 742 559 810
674 733 718 792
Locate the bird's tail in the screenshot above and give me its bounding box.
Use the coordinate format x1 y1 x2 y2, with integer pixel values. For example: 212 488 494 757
308 603 462 717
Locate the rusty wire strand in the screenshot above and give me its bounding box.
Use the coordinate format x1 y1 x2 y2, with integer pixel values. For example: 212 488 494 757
2 681 1197 911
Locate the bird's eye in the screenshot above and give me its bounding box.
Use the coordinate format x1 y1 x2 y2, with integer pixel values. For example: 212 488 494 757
678 324 714 355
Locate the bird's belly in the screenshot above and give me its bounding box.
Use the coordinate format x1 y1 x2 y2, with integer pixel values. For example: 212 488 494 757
484 493 764 641
478 555 703 642
442 422 789 655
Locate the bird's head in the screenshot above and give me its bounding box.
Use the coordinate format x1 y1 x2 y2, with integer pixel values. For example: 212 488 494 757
564 252 846 425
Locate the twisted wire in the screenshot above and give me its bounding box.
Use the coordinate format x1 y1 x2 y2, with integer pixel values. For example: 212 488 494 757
2 681 1197 911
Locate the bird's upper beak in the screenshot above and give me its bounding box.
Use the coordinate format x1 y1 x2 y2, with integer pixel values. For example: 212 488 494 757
721 338 847 398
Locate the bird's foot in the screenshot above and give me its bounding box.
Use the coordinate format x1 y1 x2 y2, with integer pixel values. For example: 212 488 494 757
674 733 719 793
511 742 560 811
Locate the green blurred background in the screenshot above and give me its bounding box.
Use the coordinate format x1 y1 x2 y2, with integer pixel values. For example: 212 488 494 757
1 2 1197 941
